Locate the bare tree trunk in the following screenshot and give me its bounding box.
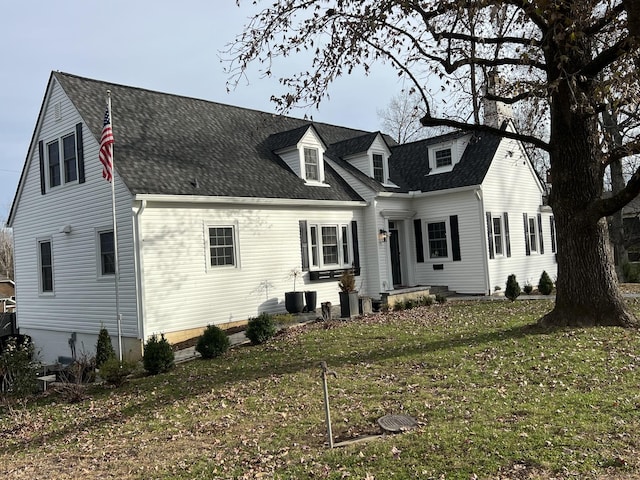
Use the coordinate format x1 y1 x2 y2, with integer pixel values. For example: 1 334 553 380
541 86 638 328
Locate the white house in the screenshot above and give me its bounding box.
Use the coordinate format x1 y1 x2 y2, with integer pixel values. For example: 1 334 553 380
8 72 557 363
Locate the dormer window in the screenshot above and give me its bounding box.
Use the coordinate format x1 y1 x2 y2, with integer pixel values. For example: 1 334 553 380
304 147 320 181
435 148 452 168
373 154 384 182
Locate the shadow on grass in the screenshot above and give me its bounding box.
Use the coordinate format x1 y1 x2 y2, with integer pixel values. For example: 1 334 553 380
3 321 548 453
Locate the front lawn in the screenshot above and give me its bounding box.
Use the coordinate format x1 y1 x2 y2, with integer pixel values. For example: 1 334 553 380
2 299 640 479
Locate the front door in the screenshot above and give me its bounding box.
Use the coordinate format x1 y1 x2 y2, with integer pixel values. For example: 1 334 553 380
389 221 402 287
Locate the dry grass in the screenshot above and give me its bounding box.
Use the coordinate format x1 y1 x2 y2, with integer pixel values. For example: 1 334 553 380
2 299 640 479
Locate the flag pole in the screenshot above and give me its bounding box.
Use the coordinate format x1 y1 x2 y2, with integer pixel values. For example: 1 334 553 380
106 91 123 361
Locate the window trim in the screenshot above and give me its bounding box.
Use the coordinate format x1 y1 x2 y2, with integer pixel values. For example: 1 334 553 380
528 216 538 253
372 152 385 183
37 237 54 295
425 218 451 261
206 224 240 270
428 143 455 173
303 147 320 182
306 222 354 270
492 216 504 256
96 228 116 278
46 131 78 189
434 148 453 168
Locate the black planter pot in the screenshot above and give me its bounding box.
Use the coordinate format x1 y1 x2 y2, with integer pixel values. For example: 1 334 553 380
339 291 360 319
304 290 317 312
285 291 305 314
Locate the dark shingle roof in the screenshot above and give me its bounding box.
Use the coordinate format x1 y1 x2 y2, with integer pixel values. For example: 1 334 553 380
389 130 502 193
53 72 372 202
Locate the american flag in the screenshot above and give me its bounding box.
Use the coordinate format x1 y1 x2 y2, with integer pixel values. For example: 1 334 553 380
99 106 115 182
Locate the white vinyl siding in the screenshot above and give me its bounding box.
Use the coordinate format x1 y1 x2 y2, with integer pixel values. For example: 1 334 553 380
10 78 139 363
481 133 557 292
139 205 365 338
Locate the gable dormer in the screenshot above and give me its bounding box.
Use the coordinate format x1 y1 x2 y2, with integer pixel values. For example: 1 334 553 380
271 125 328 185
333 132 392 184
427 135 470 175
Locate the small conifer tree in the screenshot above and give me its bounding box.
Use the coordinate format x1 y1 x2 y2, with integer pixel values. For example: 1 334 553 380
95 327 116 368
505 274 521 301
538 271 554 295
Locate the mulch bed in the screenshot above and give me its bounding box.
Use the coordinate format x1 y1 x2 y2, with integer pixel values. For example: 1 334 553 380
171 325 247 351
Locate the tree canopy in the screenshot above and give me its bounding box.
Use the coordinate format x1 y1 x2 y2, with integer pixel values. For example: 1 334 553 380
227 0 640 327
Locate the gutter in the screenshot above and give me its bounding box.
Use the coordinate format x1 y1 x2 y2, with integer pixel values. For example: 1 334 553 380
476 188 492 295
132 200 147 347
134 194 367 208
376 184 480 199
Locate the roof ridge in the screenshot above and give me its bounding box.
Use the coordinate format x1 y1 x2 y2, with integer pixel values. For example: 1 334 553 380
53 71 374 135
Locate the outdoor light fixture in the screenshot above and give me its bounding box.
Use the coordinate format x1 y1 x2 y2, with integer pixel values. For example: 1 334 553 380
378 229 389 243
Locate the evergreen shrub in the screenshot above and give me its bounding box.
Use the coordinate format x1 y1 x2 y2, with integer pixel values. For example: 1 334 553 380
538 271 554 295
143 334 174 375
505 274 521 301
196 325 230 358
246 313 277 345
95 327 116 368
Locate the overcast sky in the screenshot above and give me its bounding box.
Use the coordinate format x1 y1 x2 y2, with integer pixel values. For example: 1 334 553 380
0 1 405 222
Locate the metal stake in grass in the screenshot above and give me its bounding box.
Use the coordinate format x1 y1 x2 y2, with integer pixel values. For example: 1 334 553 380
319 361 337 448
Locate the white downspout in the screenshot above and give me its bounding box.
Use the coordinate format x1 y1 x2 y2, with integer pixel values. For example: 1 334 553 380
476 188 492 295
132 200 147 353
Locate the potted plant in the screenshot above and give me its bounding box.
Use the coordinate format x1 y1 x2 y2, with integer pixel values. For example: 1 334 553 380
338 269 359 318
285 268 305 314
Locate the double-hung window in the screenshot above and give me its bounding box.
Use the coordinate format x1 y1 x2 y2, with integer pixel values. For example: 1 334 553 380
528 217 538 252
99 230 115 275
304 147 319 181
373 154 384 182
492 217 503 256
47 132 77 188
38 239 54 293
308 223 352 268
208 226 237 267
435 148 452 168
427 221 448 259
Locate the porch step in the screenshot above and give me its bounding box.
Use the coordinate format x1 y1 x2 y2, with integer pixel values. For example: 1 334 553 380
381 286 434 308
429 286 455 297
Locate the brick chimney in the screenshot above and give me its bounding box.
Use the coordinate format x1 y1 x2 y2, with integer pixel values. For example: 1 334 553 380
482 70 513 128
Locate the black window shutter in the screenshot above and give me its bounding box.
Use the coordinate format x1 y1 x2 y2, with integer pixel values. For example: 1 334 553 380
537 213 544 254
504 212 511 257
413 219 424 263
351 220 360 270
76 123 85 184
299 220 309 271
450 215 461 261
550 216 556 253
523 213 531 256
38 140 46 195
486 212 494 259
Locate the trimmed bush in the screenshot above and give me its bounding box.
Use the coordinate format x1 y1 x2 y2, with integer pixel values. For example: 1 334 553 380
538 270 554 295
505 274 521 301
523 283 533 295
95 327 116 368
143 334 174 375
99 357 136 387
246 313 277 345
196 325 230 358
